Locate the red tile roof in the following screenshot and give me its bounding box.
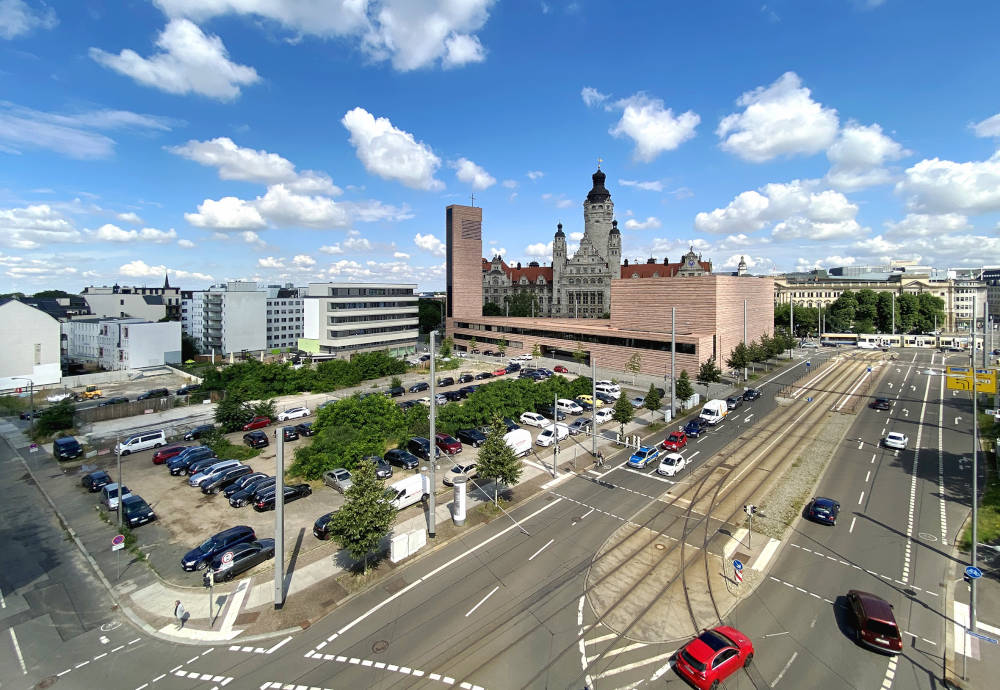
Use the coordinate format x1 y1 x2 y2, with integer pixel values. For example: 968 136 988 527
483 257 711 282
620 260 712 278
483 258 552 283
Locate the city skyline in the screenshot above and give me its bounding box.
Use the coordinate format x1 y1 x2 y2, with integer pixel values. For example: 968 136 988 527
3 0 1000 294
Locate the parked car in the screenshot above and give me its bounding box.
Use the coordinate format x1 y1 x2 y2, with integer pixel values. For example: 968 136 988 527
323 468 353 493
203 539 275 584
280 426 299 442
491 367 507 376
121 494 156 528
81 470 112 492
409 381 429 393
574 398 594 411
277 407 310 421
847 589 902 654
482 349 495 356
242 416 271 431
189 458 243 485
137 388 169 401
385 448 420 470
407 436 441 460
568 417 593 435
726 396 743 411
537 404 567 421
387 386 405 397
53 436 83 460
243 430 269 448
443 463 478 486
115 429 166 455
520 411 547 428
594 408 614 424
627 446 660 469
313 512 335 540
684 419 709 437
662 430 687 451
807 497 840 525
183 424 215 440
657 453 686 477
457 428 487 447
556 398 584 415
577 394 605 408
202 465 255 495
629 396 645 409
167 446 216 475
870 398 891 411
883 432 908 450
443 390 464 403
152 444 190 465
295 422 315 436
500 418 521 433
229 478 275 507
223 472 269 498
253 484 312 511
437 376 455 387
553 365 569 373
98 396 129 407
595 391 616 405
435 433 463 455
474 372 493 380
506 362 521 372
176 384 201 395
535 424 570 447
457 373 475 384
181 525 257 571
742 388 761 401
363 455 393 479
675 626 754 689
101 483 131 511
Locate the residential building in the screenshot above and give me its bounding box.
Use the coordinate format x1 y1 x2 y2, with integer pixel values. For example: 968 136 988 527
63 318 181 370
266 285 306 350
0 299 62 390
18 295 92 321
980 266 1000 321
181 282 267 355
301 283 419 358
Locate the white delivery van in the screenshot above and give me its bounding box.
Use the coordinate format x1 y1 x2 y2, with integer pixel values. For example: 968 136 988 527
504 428 533 457
698 399 728 425
595 384 621 399
386 473 432 510
115 429 166 455
556 398 584 415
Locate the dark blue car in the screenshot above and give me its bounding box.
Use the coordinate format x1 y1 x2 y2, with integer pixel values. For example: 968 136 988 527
684 419 708 437
807 497 840 526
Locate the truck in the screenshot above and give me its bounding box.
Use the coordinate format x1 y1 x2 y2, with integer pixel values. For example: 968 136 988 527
504 428 533 458
698 399 729 425
385 473 432 510
77 385 103 400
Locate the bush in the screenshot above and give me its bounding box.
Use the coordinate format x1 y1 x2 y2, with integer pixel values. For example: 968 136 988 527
34 400 74 437
201 429 261 462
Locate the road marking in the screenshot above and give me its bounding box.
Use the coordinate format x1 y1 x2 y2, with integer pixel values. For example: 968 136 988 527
771 651 797 687
686 450 699 462
900 372 932 584
858 440 864 450
768 576 834 604
586 641 649 662
858 491 865 505
528 538 554 561
465 585 500 617
0 586 5 608
594 649 676 679
581 508 594 519
584 632 619 646
787 543 938 597
936 375 948 545
649 657 675 681
753 538 781 571
9 628 27 674
850 517 856 533
265 636 291 654
865 470 870 483
880 654 898 689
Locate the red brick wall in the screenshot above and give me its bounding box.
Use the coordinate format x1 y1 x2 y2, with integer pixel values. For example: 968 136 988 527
446 205 483 320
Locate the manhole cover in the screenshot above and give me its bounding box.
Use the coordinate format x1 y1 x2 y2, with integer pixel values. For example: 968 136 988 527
372 640 389 654
655 543 666 550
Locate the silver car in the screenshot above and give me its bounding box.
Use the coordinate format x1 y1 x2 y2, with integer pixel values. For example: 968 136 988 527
323 468 352 493
189 459 242 487
883 432 908 450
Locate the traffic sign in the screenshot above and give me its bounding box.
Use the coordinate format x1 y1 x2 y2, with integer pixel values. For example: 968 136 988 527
966 629 999 645
220 551 235 569
111 534 125 552
733 559 744 571
946 366 997 393
966 566 983 579
734 569 743 584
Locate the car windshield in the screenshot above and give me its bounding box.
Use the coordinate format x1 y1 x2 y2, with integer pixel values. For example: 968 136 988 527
680 649 706 672
663 457 678 465
198 538 217 552
866 620 900 638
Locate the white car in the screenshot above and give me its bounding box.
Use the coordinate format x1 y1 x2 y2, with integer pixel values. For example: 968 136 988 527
520 353 533 361
416 397 431 406
657 453 687 477
277 406 310 421
595 380 621 393
46 391 75 403
520 411 548 428
883 432 908 450
594 408 614 424
535 423 570 447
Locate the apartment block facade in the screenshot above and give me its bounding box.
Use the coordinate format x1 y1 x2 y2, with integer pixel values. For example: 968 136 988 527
182 282 267 355
301 282 419 358
63 317 181 370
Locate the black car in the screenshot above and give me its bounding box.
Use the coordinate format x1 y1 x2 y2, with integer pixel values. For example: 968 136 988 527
595 392 616 404
243 430 269 448
388 386 405 397
457 374 475 384
363 455 393 479
870 398 891 411
295 422 315 437
397 400 417 411
536 368 553 378
229 477 275 507
385 448 420 470
501 417 520 432
443 390 463 402
406 437 441 460
252 484 312 512
506 362 521 372
456 428 487 447
202 539 275 584
313 511 335 540
167 446 216 475
98 396 129 407
176 384 201 395
409 382 429 393
684 419 709 437
53 436 83 460
223 472 269 498
474 372 493 380
81 470 112 492
459 385 478 397
137 388 169 401
202 465 255 495
437 376 455 387
742 388 761 401
482 349 496 356
807 497 840 526
187 456 232 477
537 404 566 421
281 426 299 442
519 370 542 380
181 525 256 571
184 424 216 441
121 494 156 528
574 398 594 411
726 396 743 411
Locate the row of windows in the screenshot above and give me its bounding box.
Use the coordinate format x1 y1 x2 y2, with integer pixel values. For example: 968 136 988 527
327 324 415 338
327 301 416 310
455 322 697 355
327 287 413 297
267 308 303 315
328 313 413 325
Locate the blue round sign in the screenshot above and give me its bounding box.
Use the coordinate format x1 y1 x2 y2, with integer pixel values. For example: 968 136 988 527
806 362 811 367
733 559 744 571
966 566 983 579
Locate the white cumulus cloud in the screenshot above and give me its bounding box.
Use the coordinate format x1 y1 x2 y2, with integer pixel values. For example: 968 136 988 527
610 93 699 162
0 203 81 249
882 213 970 238
342 107 443 191
414 232 445 256
825 122 909 191
0 0 57 40
258 256 285 269
178 238 195 248
581 86 609 108
185 196 267 229
319 244 344 255
92 223 177 243
393 251 410 259
624 216 661 230
451 157 496 189
119 259 211 281
895 150 1000 215
524 241 552 257
292 254 316 267
971 113 1000 138
526 170 544 181
116 211 143 224
619 179 664 192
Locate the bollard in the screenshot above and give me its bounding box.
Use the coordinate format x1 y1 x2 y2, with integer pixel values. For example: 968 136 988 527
452 475 468 526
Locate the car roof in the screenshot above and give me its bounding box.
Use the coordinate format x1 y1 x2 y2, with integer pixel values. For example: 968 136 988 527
814 497 837 507
849 589 895 619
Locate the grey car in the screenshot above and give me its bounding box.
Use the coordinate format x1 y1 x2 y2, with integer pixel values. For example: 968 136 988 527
323 468 352 493
568 417 593 435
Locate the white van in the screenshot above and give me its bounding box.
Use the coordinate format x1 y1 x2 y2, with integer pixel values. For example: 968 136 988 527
595 384 621 399
386 473 432 510
115 429 166 455
504 428 533 457
556 398 584 415
698 399 729 425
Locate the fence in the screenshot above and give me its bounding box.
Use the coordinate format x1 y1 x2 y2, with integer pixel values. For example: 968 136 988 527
75 391 224 425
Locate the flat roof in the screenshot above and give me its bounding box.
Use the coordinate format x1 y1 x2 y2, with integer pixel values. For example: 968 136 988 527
454 315 709 339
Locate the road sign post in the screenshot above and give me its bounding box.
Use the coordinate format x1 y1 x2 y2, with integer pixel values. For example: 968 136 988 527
112 534 125 580
744 505 757 548
733 559 744 585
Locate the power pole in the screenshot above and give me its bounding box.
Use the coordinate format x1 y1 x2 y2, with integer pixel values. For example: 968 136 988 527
274 432 285 608
591 357 598 459
116 435 123 530
428 330 437 539
552 393 558 476
743 299 748 382
670 307 676 416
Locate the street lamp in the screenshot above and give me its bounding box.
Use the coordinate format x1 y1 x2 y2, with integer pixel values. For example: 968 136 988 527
11 377 35 433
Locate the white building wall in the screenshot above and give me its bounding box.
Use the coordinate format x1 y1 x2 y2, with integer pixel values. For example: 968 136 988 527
0 301 62 389
83 293 167 321
124 321 182 368
221 290 266 353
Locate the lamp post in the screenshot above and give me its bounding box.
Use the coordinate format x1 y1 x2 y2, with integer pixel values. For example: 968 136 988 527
428 330 438 539
11 377 35 433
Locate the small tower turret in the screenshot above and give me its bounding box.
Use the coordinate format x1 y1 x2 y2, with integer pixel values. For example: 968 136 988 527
607 219 622 277
552 222 567 316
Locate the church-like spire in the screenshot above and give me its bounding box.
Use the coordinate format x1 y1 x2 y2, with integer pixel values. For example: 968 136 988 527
587 168 611 202
163 272 171 290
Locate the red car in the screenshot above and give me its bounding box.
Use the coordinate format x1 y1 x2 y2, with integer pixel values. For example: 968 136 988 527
493 367 508 377
553 365 569 373
435 433 463 455
675 626 754 689
662 431 687 452
152 445 190 465
243 416 271 431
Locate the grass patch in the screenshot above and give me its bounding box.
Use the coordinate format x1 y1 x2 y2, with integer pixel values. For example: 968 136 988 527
95 507 148 562
204 436 261 462
646 421 665 433
961 472 1000 550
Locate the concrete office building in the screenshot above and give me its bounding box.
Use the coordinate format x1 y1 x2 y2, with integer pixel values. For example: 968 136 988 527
266 285 306 350
63 318 181 370
0 299 62 390
301 282 419 358
182 282 267 355
82 275 182 321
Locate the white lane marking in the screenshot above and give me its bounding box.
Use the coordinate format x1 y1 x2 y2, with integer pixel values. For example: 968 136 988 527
586 641 649 661
581 508 594 519
769 576 835 604
850 517 856 533
584 633 619 646
650 657 675 681
858 491 865 505
858 440 864 450
937 375 948 545
594 650 676 679
265 636 292 654
865 470 871 483
577 595 585 626
880 654 898 689
465 585 500 617
744 414 754 423
771 651 798 687
528 538 554 561
9 628 27 674
787 543 938 597
0 586 5 608
901 371 931 584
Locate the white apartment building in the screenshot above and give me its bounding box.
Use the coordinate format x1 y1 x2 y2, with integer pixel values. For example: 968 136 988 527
182 281 266 355
266 285 305 350
0 299 62 390
302 282 419 358
63 318 181 370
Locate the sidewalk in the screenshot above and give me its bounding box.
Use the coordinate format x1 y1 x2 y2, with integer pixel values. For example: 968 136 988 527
945 535 1000 688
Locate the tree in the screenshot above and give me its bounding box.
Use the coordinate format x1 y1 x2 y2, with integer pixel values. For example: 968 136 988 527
476 416 523 503
572 340 587 372
504 290 539 317
483 302 504 316
643 384 661 416
390 375 402 389
675 370 694 407
32 289 72 299
215 395 254 432
418 299 444 333
35 400 74 438
327 461 396 573
876 292 895 333
625 352 641 385
726 343 751 375
748 339 768 372
531 343 542 359
439 337 454 358
468 337 477 353
697 357 722 383
496 338 507 357
612 394 634 437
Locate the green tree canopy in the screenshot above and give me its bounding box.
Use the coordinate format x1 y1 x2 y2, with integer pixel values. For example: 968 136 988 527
476 416 523 503
675 370 695 405
483 302 504 316
643 383 661 414
726 342 751 372
505 290 540 317
612 394 634 437
697 357 722 383
327 461 397 573
418 298 444 333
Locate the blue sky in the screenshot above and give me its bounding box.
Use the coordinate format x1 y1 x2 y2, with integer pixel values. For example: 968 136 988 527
2 0 999 294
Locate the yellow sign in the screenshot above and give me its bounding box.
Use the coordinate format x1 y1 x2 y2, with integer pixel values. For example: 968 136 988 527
946 366 997 393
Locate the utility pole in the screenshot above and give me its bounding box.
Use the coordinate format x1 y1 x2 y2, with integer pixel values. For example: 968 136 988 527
970 296 979 637
591 357 598 459
743 299 748 382
428 330 437 539
552 393 559 476
274 432 285 608
671 307 676 416
116 435 123 530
